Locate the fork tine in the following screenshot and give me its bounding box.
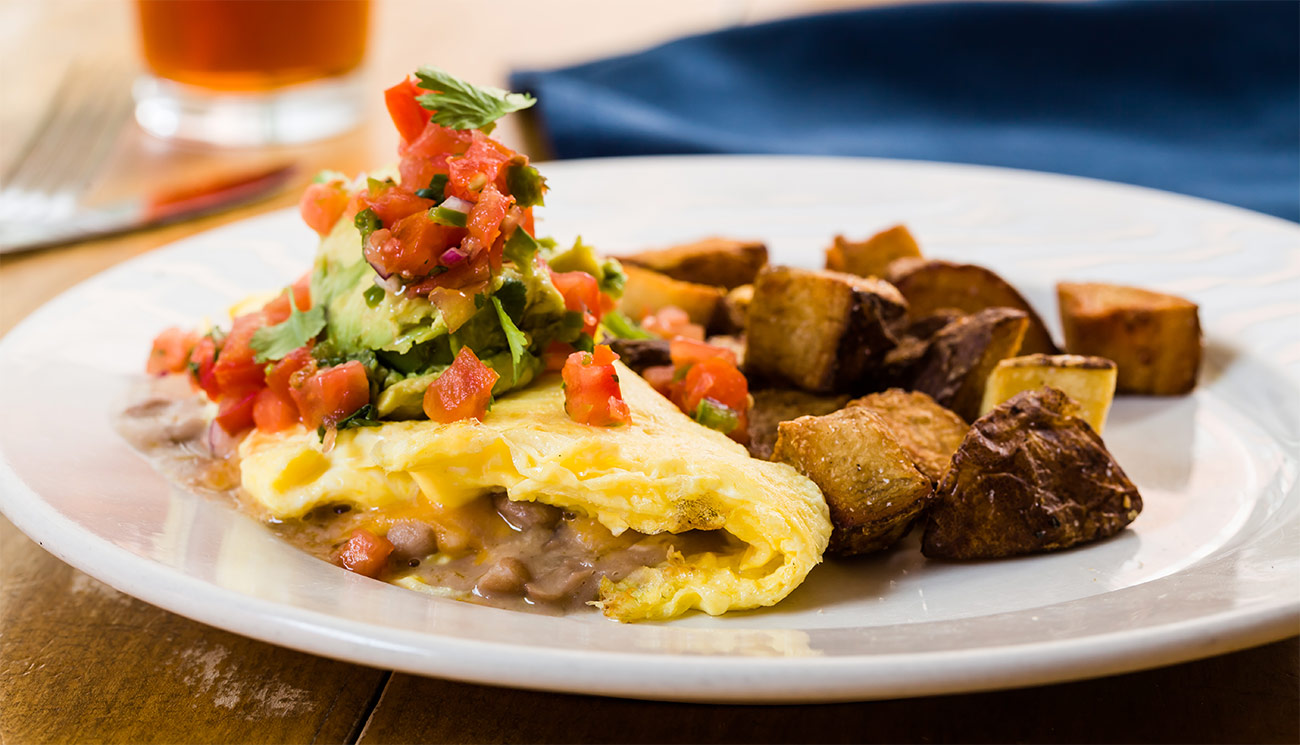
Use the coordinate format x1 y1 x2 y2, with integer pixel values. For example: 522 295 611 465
0 65 132 222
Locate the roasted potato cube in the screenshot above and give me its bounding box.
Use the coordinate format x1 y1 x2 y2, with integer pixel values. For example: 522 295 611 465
716 284 754 334
825 224 923 278
848 389 967 484
910 307 1029 422
980 354 1117 433
773 407 932 556
746 266 907 393
1057 281 1201 395
887 259 1058 355
746 389 851 460
878 309 967 387
922 387 1142 559
620 265 725 326
620 237 767 289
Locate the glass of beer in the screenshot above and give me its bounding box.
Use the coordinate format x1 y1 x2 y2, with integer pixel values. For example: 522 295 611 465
133 0 371 146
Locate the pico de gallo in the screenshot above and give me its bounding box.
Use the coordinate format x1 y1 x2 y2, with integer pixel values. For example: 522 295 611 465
146 67 629 438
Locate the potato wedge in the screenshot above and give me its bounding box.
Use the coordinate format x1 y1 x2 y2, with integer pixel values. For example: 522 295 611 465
716 283 754 334
887 259 1058 355
620 237 767 289
774 407 931 556
746 389 851 460
825 224 923 278
922 387 1142 559
848 389 967 484
910 307 1029 422
620 265 725 326
980 354 1117 433
746 266 907 393
1057 281 1201 395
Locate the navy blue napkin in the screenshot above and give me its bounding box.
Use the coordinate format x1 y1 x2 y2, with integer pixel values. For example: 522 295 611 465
511 1 1299 222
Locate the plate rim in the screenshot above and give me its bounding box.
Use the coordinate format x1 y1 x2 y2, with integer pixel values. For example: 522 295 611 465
1 154 1297 702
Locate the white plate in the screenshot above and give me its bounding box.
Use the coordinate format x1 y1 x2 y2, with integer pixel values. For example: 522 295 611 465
1 156 1297 703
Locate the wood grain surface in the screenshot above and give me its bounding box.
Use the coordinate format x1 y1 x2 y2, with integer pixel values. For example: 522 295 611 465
1 2 1296 743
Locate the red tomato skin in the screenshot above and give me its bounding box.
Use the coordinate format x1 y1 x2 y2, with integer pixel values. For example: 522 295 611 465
465 184 510 250
298 182 350 236
549 270 603 335
642 306 705 341
384 77 431 145
446 132 515 201
213 313 269 394
262 273 313 325
423 347 499 423
292 361 371 429
188 335 221 399
399 122 472 190
677 357 749 417
337 528 395 579
562 345 631 426
252 388 300 433
214 388 258 435
669 337 738 369
363 187 434 228
542 340 575 372
265 347 316 399
147 327 200 376
640 364 677 399
364 213 464 280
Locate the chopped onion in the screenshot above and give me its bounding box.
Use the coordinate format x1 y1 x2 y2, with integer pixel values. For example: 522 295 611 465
373 273 402 294
440 246 467 266
206 420 240 459
441 196 472 214
365 253 393 280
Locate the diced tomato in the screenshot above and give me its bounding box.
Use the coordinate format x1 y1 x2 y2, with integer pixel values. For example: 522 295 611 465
406 252 490 294
642 306 705 341
188 335 221 399
423 347 499 423
298 181 350 236
640 364 677 398
291 360 371 429
262 273 313 324
213 313 269 394
265 347 316 399
146 327 199 376
550 269 603 335
676 356 749 423
519 207 535 236
252 387 300 433
669 337 738 369
543 340 575 372
384 77 431 145
362 186 434 228
562 345 631 426
466 184 510 250
214 388 258 435
337 528 395 579
364 213 464 280
399 121 472 189
447 132 516 201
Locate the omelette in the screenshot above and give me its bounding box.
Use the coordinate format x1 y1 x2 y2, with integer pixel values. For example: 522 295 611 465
134 67 833 622
240 364 829 621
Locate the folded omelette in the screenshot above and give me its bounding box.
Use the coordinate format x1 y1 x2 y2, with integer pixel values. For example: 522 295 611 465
240 363 831 622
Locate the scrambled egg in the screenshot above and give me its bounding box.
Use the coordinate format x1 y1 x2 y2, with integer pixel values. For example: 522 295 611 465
239 364 831 621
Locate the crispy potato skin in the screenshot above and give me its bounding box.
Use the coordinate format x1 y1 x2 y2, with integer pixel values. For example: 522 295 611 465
980 353 1117 434
922 387 1142 560
910 308 1029 422
607 338 672 372
848 389 967 484
620 237 768 290
1057 281 1201 395
825 225 923 279
620 265 725 325
887 259 1059 355
717 284 755 335
746 389 851 460
746 266 907 393
774 407 932 556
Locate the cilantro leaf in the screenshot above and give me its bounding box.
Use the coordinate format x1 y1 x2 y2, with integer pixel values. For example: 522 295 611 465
414 67 536 131
250 292 326 363
492 295 529 381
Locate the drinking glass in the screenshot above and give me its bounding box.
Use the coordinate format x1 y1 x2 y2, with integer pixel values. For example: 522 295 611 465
133 0 371 146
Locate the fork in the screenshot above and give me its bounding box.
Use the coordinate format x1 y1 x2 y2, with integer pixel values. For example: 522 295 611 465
0 64 134 225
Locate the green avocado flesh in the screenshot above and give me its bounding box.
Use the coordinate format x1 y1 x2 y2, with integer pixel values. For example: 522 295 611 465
308 214 607 418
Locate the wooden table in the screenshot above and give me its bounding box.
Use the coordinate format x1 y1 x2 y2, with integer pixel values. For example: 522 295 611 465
2 2 1296 742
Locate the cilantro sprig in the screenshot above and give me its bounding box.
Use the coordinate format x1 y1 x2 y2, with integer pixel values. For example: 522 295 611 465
414 67 536 131
250 291 326 363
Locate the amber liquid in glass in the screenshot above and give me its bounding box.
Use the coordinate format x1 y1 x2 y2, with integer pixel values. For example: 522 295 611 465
137 0 369 92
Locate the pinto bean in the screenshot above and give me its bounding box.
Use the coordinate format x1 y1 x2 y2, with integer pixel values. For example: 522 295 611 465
386 519 437 560
475 557 530 597
493 492 562 531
